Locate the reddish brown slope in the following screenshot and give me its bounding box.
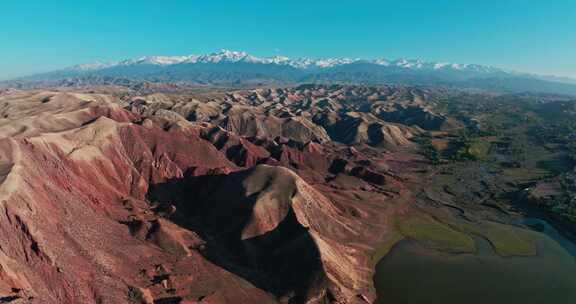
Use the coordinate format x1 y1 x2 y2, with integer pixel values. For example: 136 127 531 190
0 89 419 304
0 91 273 303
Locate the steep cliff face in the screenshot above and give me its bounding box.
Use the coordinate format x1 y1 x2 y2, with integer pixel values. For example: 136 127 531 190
148 165 376 302
0 89 417 304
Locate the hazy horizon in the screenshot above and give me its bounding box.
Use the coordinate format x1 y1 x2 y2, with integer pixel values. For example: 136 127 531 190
3 48 575 82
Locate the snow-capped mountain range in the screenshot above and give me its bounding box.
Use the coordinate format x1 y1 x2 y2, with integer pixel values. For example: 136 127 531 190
67 49 504 74
10 49 576 96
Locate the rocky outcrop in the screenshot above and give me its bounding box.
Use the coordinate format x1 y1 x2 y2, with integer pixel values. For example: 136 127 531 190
149 165 373 302
319 112 418 149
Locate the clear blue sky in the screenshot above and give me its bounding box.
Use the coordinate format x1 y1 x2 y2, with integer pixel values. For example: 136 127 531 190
1 0 575 80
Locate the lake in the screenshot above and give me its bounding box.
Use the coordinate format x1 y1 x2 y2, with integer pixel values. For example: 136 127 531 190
374 219 576 304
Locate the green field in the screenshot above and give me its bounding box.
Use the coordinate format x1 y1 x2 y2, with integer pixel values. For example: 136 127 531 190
453 221 538 256
396 215 476 253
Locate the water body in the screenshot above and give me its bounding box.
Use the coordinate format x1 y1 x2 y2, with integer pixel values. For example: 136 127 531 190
375 221 576 304
517 217 576 257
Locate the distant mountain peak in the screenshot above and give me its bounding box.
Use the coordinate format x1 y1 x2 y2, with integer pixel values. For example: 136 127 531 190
65 49 505 73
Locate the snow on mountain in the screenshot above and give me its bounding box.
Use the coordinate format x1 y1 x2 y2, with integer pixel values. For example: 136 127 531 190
66 49 506 74
130 55 195 65
66 62 117 71
196 49 248 63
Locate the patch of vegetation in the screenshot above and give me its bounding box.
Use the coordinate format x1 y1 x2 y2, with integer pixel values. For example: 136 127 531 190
503 167 551 183
467 140 492 161
397 215 475 253
445 130 493 162
369 231 404 268
568 142 576 164
530 174 576 223
529 121 576 165
451 139 489 161
414 134 440 165
536 196 576 223
427 173 457 193
434 93 576 230
456 221 538 256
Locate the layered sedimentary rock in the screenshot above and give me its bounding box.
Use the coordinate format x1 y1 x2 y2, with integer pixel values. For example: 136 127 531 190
0 88 421 303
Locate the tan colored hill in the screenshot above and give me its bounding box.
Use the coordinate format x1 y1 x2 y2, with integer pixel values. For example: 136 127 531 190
123 85 453 149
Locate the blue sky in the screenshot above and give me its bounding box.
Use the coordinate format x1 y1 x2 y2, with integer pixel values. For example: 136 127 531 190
1 0 575 80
